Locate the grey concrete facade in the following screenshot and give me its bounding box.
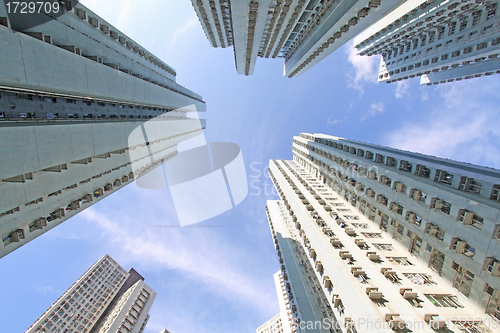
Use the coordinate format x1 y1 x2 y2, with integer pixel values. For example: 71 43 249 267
26 254 157 333
354 0 500 85
191 0 403 77
0 3 207 258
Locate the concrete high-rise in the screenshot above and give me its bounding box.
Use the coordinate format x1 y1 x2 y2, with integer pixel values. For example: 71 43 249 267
26 254 156 333
0 2 206 258
190 0 404 77
192 0 500 83
256 271 293 333
262 133 500 332
354 0 500 85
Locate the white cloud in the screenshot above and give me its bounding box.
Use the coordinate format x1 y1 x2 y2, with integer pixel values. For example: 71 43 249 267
361 103 385 121
386 79 500 168
345 41 379 94
170 16 199 46
79 204 276 315
395 81 410 99
327 116 346 126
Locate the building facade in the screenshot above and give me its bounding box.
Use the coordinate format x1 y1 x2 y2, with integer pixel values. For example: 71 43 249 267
26 254 157 333
256 271 292 333
190 0 404 77
0 2 206 258
263 133 500 332
354 0 500 85
191 0 500 83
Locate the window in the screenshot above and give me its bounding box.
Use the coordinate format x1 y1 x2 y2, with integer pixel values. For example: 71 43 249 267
410 188 427 202
395 221 404 235
425 294 463 308
434 169 453 185
405 212 422 226
379 175 391 186
429 250 445 275
453 266 475 297
409 236 423 256
387 257 413 265
415 164 431 178
431 197 451 214
426 224 445 241
457 209 483 229
361 232 382 238
403 273 436 285
390 202 403 215
472 10 482 26
458 176 482 194
383 156 396 167
449 22 457 35
451 238 476 258
459 17 468 31
399 160 412 172
374 153 384 164
491 185 500 202
373 243 393 251
376 194 388 206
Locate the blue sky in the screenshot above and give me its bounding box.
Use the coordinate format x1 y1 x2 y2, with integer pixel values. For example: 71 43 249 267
1 1 500 332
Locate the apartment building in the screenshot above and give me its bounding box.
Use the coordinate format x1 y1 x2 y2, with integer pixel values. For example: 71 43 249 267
262 133 500 332
190 0 404 76
0 2 206 258
26 254 156 333
354 0 500 84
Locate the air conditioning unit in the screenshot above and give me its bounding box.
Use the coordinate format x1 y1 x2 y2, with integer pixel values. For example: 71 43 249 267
88 17 99 27
463 211 474 225
434 200 444 210
367 189 374 197
413 190 421 201
392 204 399 212
409 213 417 223
75 8 86 20
492 262 500 276
455 241 467 253
369 171 377 179
429 226 438 236
396 182 404 192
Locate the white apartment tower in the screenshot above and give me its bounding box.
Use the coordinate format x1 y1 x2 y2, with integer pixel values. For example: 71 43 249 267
257 271 293 333
0 2 206 258
190 0 405 77
263 133 500 332
354 0 500 85
26 254 157 333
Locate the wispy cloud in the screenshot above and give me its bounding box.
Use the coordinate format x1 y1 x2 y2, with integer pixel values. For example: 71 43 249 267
361 103 385 121
327 116 347 126
386 79 500 168
170 16 199 46
395 81 409 99
345 41 379 95
80 202 276 314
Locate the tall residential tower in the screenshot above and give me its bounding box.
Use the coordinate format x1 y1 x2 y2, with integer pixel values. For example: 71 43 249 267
26 254 157 333
0 2 206 258
354 0 500 85
263 133 500 332
190 0 403 76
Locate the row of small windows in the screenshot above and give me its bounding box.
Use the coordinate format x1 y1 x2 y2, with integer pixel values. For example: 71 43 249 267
294 149 492 234
381 37 500 78
294 138 500 201
364 1 497 57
